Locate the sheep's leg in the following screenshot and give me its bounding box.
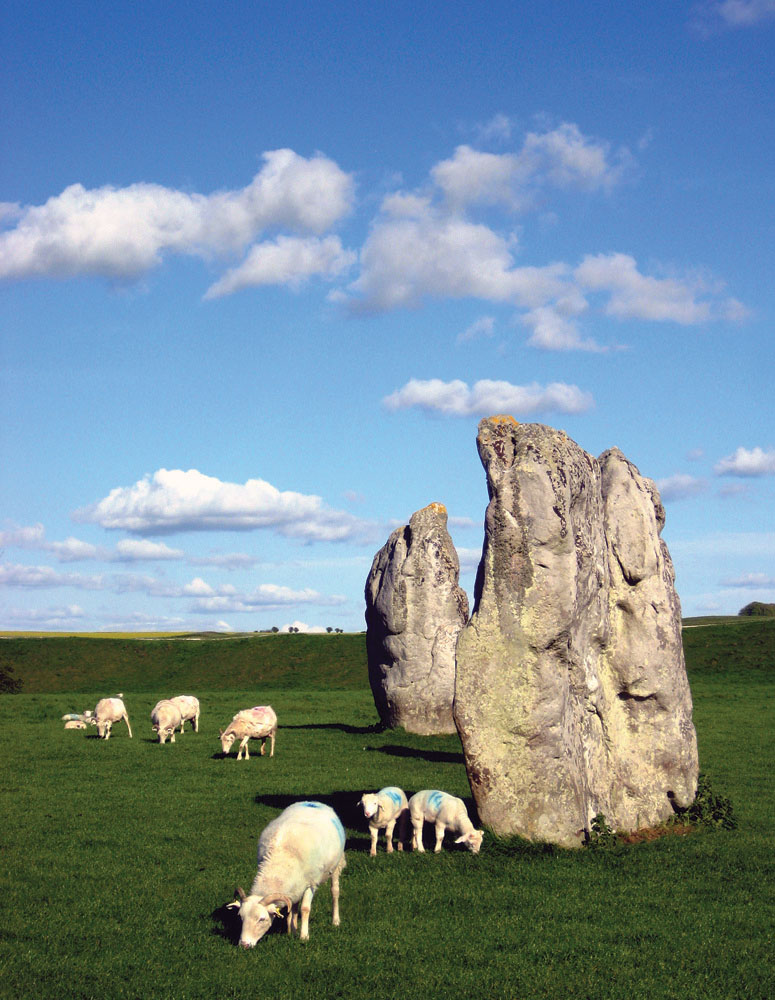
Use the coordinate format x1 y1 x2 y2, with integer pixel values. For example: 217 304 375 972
331 866 341 927
194 713 199 733
170 730 176 743
385 818 396 853
123 714 133 739
299 887 314 941
104 722 112 740
238 736 250 760
412 819 425 852
369 824 379 857
269 730 275 757
434 821 446 852
259 737 266 756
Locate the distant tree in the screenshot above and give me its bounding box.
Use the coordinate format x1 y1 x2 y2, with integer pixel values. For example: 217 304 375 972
271 626 279 633
738 602 775 617
326 627 333 633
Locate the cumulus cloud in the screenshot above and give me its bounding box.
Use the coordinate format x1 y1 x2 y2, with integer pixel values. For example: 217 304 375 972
113 539 184 561
0 523 187 563
204 235 355 298
0 149 354 285
432 124 630 211
192 585 345 613
656 473 708 501
574 253 740 324
188 552 259 570
280 621 329 633
521 302 606 352
382 378 594 417
697 0 775 30
74 468 374 542
714 446 775 476
3 604 87 629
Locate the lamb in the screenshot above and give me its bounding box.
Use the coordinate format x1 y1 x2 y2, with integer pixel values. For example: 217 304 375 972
169 695 200 733
91 696 133 740
219 706 277 760
359 786 409 856
151 699 182 744
64 720 87 730
227 801 346 945
408 789 484 854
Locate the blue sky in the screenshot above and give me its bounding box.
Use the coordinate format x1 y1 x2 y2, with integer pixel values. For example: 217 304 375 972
2 0 774 632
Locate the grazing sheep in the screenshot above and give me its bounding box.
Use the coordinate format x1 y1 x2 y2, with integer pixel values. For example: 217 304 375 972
169 695 200 733
151 699 183 744
91 697 133 740
219 706 277 760
64 720 87 730
408 790 484 854
359 786 409 856
227 801 346 946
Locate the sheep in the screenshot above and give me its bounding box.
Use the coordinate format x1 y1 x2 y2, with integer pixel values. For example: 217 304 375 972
359 786 409 856
91 696 133 740
227 801 346 945
64 720 87 730
219 706 277 760
168 695 200 733
150 699 182 744
408 790 484 854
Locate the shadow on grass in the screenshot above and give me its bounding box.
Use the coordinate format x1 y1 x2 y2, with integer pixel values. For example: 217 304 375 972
281 722 385 735
253 791 376 851
371 744 464 765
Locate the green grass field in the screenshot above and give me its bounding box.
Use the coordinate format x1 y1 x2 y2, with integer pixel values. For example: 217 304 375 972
1 625 773 999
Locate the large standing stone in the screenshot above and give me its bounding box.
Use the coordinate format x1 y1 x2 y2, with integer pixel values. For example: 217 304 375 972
454 417 698 846
365 503 470 734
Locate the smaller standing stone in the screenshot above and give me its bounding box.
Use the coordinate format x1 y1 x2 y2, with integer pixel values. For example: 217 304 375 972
365 503 469 734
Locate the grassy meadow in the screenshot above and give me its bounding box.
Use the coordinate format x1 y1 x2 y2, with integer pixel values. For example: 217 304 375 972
0 623 773 999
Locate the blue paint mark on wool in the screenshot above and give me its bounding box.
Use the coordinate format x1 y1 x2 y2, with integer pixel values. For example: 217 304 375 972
427 790 445 811
300 801 324 808
299 801 345 849
382 787 402 807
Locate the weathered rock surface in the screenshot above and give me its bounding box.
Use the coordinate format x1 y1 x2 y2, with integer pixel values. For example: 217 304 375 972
365 503 470 734
454 417 698 846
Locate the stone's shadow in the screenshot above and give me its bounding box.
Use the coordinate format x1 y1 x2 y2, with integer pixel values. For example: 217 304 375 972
281 722 385 735
372 744 464 765
253 791 373 852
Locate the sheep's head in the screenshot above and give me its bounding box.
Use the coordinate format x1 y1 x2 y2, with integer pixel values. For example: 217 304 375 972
455 829 484 854
359 793 379 819
219 729 236 754
227 888 292 948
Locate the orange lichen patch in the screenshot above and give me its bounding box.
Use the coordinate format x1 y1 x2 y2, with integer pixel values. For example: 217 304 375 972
486 415 520 426
618 823 695 845
423 502 447 515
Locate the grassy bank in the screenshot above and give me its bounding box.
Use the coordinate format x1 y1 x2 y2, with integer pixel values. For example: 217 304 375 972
0 623 773 999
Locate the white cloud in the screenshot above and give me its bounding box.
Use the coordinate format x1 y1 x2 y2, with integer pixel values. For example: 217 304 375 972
457 315 496 344
656 474 708 501
521 304 605 352
0 523 46 548
714 446 775 476
721 572 775 588
188 552 258 570
383 378 594 417
204 235 355 298
710 1 775 26
113 539 185 561
575 253 731 324
280 621 329 633
432 124 630 211
0 149 354 283
2 604 87 628
0 563 104 589
345 197 568 312
74 468 374 542
192 584 345 613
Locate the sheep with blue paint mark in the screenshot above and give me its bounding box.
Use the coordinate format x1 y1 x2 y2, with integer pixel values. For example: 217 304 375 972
359 786 409 856
409 789 484 854
227 801 346 946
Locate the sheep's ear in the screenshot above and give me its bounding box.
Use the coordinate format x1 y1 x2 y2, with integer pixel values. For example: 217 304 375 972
266 904 282 917
226 899 241 910
454 834 468 843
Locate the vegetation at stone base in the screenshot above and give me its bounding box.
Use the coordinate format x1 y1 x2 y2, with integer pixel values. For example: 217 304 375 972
738 601 775 617
1 621 773 1000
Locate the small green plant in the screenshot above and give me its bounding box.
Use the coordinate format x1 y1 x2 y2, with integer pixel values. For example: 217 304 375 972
671 773 737 830
585 812 620 849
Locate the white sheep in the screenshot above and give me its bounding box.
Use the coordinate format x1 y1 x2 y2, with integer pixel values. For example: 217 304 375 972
169 695 200 733
91 696 133 740
64 720 87 730
227 801 346 945
408 790 484 854
359 786 409 856
150 699 183 744
219 706 277 760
